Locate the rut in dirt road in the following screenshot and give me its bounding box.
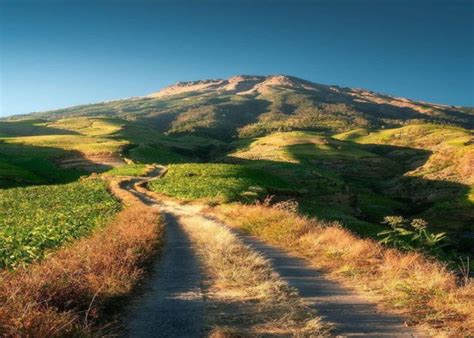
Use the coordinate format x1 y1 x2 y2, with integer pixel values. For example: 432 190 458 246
122 208 205 337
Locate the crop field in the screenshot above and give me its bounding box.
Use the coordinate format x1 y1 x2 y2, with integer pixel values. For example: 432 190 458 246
0 179 120 269
148 163 290 203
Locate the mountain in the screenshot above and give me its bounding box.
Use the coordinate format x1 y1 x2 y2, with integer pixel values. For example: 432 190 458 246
6 75 473 141
1 75 472 246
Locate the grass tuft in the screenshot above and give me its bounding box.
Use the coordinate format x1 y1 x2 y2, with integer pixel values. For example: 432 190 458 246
177 209 328 335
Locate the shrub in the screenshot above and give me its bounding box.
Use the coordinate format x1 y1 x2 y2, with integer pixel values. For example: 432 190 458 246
378 216 449 255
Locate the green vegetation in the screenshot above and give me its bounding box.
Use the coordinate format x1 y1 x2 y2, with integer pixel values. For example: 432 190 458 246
1 76 472 258
0 154 84 188
106 163 151 176
378 216 449 255
10 76 471 141
127 144 188 164
228 129 473 240
0 179 120 269
0 160 43 187
149 163 290 203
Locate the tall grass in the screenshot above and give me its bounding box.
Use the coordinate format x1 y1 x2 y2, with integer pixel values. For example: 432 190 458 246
0 197 163 336
215 204 474 336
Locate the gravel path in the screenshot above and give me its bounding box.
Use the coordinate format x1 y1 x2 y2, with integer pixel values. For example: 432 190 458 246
121 178 206 337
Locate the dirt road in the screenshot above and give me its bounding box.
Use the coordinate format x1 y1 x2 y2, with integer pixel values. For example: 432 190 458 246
121 169 418 336
122 212 205 337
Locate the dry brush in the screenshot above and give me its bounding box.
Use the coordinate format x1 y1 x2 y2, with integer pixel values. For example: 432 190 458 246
175 208 329 336
215 203 474 336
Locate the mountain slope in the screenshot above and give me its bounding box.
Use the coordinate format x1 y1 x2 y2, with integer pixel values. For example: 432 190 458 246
5 75 473 141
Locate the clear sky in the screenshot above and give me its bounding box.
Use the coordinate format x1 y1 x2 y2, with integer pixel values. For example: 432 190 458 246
0 0 473 117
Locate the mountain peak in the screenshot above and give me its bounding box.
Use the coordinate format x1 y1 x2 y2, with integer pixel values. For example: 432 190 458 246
148 74 318 98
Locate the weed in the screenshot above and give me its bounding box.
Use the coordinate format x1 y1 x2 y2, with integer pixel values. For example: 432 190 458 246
378 216 449 255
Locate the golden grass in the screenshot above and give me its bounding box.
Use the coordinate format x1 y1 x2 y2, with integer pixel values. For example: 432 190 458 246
0 193 163 336
214 203 474 336
177 210 329 336
1 134 127 156
108 177 144 206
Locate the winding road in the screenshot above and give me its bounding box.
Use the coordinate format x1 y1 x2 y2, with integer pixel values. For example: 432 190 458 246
120 167 419 337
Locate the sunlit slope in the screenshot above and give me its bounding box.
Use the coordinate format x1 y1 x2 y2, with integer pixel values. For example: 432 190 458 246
228 131 402 235
336 124 474 232
0 117 223 186
0 119 128 182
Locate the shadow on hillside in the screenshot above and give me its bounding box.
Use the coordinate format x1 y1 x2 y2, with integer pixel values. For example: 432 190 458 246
0 141 113 189
224 141 473 251
0 120 80 137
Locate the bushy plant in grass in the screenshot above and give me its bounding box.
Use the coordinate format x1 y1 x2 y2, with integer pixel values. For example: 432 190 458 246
378 216 449 255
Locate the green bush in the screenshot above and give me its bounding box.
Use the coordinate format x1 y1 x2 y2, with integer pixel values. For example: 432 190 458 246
378 216 449 255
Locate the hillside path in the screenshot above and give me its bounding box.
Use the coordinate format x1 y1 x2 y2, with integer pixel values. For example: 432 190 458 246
121 172 206 337
122 167 419 337
230 232 419 337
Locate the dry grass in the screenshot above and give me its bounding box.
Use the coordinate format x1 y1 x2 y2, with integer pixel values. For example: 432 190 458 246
215 203 474 336
108 177 144 206
177 210 329 336
0 190 163 336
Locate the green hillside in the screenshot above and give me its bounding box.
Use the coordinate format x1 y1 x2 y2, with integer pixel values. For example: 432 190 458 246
1 75 472 255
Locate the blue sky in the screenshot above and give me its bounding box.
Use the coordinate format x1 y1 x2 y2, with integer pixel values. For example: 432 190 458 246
0 0 473 117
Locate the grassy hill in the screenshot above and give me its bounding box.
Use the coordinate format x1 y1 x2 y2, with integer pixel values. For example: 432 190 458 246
1 75 472 254
227 129 472 237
